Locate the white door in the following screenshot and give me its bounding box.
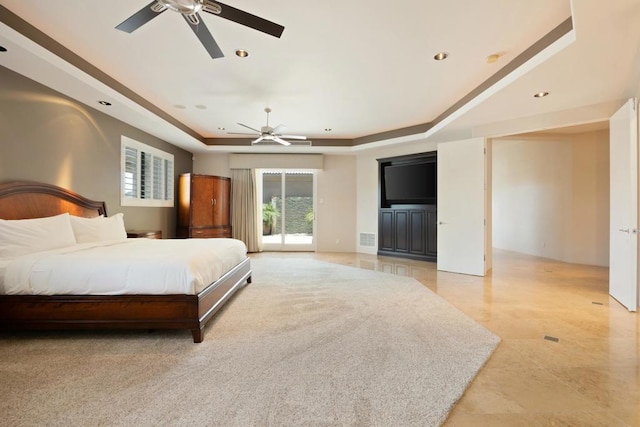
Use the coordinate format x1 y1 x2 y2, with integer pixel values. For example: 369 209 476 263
437 137 488 276
609 98 639 311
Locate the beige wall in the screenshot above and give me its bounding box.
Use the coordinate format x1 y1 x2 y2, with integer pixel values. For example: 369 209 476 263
570 130 610 265
193 153 230 177
193 153 357 252
0 65 193 238
315 155 356 252
492 130 609 266
492 137 572 260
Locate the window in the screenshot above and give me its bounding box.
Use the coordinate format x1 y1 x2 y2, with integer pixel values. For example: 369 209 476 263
120 136 174 207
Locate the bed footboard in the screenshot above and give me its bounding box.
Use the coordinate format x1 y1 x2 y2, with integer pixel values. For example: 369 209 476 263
192 257 252 342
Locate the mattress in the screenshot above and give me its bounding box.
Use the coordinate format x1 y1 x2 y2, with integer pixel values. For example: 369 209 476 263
0 238 247 296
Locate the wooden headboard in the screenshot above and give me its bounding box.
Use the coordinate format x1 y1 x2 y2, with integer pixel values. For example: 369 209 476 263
0 181 107 220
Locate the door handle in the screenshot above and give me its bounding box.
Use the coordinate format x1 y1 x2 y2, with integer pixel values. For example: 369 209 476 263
438 221 447 225
211 198 216 206
618 228 630 233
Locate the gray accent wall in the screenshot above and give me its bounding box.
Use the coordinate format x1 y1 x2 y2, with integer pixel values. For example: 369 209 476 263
0 65 193 238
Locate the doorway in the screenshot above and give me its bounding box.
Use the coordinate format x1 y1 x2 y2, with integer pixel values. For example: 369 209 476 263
260 169 316 251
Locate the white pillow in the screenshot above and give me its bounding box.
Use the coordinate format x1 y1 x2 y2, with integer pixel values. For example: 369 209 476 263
69 213 127 243
0 213 77 258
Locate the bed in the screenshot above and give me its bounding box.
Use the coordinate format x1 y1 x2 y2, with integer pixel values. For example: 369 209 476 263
0 180 251 343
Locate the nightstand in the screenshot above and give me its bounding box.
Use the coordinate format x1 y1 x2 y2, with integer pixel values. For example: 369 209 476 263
126 230 162 239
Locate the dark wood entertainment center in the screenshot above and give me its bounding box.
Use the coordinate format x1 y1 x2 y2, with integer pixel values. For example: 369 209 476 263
378 152 437 262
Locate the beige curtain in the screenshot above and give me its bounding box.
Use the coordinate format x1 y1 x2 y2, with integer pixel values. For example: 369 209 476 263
230 169 261 252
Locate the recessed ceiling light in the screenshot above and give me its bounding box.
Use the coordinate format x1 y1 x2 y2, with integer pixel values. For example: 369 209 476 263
195 105 207 110
174 104 186 109
433 52 448 61
486 53 500 64
235 49 249 58
97 100 111 106
534 91 549 98
0 46 7 52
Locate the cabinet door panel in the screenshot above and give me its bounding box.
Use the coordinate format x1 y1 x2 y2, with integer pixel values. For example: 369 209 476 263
409 210 426 255
211 177 230 227
427 210 438 254
380 210 394 251
394 210 409 252
191 176 214 227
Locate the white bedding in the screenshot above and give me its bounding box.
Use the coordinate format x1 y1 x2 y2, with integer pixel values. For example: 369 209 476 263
0 238 247 296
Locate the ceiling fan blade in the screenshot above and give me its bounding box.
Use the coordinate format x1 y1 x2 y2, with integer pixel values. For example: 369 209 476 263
252 136 265 144
227 132 257 136
184 14 224 59
238 123 262 133
115 1 166 33
205 1 285 38
271 124 287 134
278 134 307 140
273 137 292 146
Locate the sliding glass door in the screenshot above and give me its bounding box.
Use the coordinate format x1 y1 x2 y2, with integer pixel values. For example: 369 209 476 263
260 170 316 251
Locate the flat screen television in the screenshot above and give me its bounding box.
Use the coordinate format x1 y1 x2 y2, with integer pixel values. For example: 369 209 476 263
383 161 437 203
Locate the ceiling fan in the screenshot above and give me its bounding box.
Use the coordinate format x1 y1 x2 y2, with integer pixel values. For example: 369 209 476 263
115 0 285 59
229 108 307 146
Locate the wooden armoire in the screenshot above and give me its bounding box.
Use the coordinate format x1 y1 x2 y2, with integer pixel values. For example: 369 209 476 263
177 173 231 238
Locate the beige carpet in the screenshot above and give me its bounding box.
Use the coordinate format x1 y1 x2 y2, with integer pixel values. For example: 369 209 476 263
0 257 499 426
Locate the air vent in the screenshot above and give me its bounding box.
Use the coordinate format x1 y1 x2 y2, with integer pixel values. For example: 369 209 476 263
359 233 376 247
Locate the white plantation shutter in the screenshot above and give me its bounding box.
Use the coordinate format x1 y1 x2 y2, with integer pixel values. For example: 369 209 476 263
152 155 162 200
140 151 152 199
123 146 138 198
164 159 173 201
121 136 174 207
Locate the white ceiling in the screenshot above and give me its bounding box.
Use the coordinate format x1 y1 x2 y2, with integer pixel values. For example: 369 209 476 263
0 0 638 154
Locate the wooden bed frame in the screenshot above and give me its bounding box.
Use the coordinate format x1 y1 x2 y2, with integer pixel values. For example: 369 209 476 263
0 180 252 343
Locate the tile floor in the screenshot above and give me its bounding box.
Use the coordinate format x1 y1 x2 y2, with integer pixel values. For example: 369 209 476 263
254 250 640 426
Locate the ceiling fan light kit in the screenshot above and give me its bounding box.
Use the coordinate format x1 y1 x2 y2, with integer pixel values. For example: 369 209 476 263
116 0 285 59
